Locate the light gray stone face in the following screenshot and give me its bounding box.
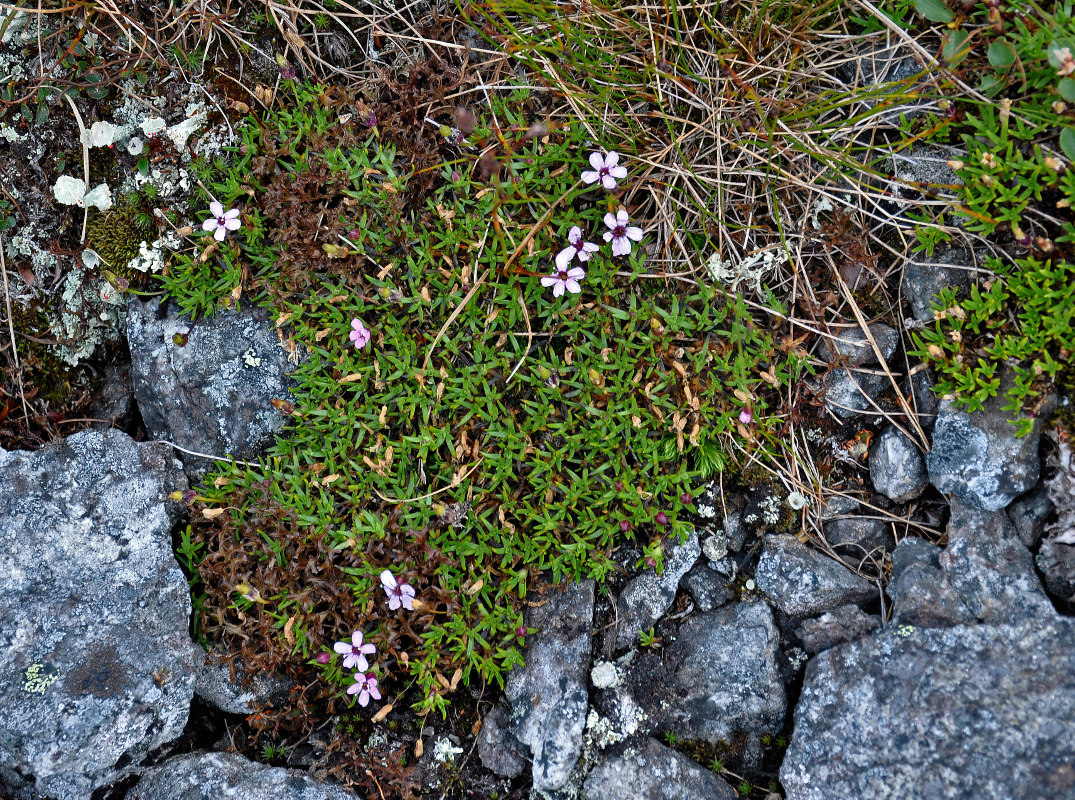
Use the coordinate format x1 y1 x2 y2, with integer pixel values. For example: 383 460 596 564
888 537 975 627
820 324 900 419
127 751 356 800
679 562 733 613
823 516 893 561
0 430 198 800
1007 485 1054 549
782 618 1075 800
869 425 927 503
583 738 737 800
901 246 975 322
795 604 880 655
503 580 594 793
926 394 1047 512
127 297 298 476
754 535 875 619
624 603 786 765
194 654 292 716
609 529 699 651
475 704 527 779
819 324 899 367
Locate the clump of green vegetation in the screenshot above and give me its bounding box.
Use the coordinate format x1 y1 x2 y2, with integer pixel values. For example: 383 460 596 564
907 0 1075 430
86 190 158 277
166 82 806 716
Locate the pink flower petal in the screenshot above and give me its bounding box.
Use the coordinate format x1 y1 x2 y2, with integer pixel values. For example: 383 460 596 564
564 279 581 294
202 218 218 232
567 266 586 281
224 208 240 219
589 151 605 171
224 216 241 230
387 595 401 611
616 208 629 225
605 151 619 167
576 250 593 263
214 225 226 242
609 165 628 179
380 569 398 590
540 275 558 288
209 200 224 217
567 226 582 244
555 247 575 271
358 690 370 706
603 212 619 230
580 170 599 185
626 226 644 241
612 238 630 257
553 281 565 298
602 231 614 243
333 641 351 654
582 241 600 253
600 174 618 191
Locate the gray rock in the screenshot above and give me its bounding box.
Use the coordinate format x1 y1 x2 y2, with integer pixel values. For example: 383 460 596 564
869 425 927 503
1037 540 1075 606
0 430 197 800
195 653 293 716
610 529 699 651
626 603 785 764
820 495 861 520
890 144 965 204
680 563 733 612
91 363 136 431
782 617 1075 800
902 246 975 322
838 44 923 88
888 537 975 627
583 738 737 800
907 366 940 428
819 324 899 367
822 516 893 562
127 751 356 800
1007 485 1055 548
795 604 880 655
476 704 527 779
926 389 1050 511
127 297 298 476
754 535 875 619
503 580 594 793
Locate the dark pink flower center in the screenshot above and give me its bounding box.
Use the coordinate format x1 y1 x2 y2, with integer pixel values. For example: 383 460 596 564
613 225 626 238
557 270 570 281
217 216 226 225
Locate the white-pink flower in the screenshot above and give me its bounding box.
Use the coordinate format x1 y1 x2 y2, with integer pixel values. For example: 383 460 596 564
555 226 600 271
602 209 643 257
540 265 586 298
347 672 382 707
333 630 376 671
581 151 628 190
381 569 415 611
201 200 241 241
349 318 371 349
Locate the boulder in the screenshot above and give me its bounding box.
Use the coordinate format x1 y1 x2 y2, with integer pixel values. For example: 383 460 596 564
127 297 298 476
887 537 975 627
500 580 594 793
926 390 1050 512
754 535 875 620
0 430 197 800
609 529 699 651
583 738 737 800
782 617 1075 800
127 751 356 800
194 653 293 716
624 602 785 765
795 604 880 655
868 425 927 503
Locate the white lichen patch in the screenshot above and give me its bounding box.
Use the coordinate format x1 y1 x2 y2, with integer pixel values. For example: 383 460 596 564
53 176 113 210
591 661 619 689
51 266 127 365
705 246 788 293
431 736 463 764
0 122 23 143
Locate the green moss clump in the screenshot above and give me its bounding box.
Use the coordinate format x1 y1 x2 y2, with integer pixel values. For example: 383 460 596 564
86 192 158 281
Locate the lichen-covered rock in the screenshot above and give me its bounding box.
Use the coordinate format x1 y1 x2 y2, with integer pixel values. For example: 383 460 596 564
0 430 197 800
907 365 940 429
868 425 927 503
1007 485 1054 549
502 580 595 793
127 297 298 476
926 392 1049 512
625 603 785 765
583 738 737 800
127 751 356 800
888 537 975 627
680 562 733 613
795 604 880 655
609 529 699 651
819 324 899 367
195 653 292 716
782 617 1075 800
475 704 527 779
820 324 899 419
754 535 875 619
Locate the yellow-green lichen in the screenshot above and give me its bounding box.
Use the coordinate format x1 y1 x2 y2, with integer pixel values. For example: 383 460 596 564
22 662 59 695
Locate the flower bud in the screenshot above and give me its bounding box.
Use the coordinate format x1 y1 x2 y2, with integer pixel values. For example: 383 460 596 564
655 511 669 526
316 652 332 664
619 520 631 533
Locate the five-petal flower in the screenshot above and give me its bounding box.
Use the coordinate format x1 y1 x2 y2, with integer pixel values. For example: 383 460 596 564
201 200 241 242
581 151 628 190
541 265 586 298
381 569 415 611
555 226 600 271
347 672 382 707
349 318 371 349
333 630 376 671
602 209 644 257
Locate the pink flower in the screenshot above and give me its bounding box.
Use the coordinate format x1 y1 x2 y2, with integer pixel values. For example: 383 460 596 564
581 151 628 190
333 630 376 671
739 408 753 425
201 200 241 242
540 265 586 298
555 226 600 270
347 672 382 707
381 569 415 611
602 209 643 257
349 318 371 349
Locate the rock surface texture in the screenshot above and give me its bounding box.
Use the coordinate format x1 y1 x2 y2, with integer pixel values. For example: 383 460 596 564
755 535 875 619
901 246 974 322
625 602 785 765
583 738 737 800
498 580 595 793
782 617 1075 800
820 324 899 419
926 392 1049 512
0 430 197 800
868 425 927 503
127 297 297 475
127 751 356 800
609 529 699 651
